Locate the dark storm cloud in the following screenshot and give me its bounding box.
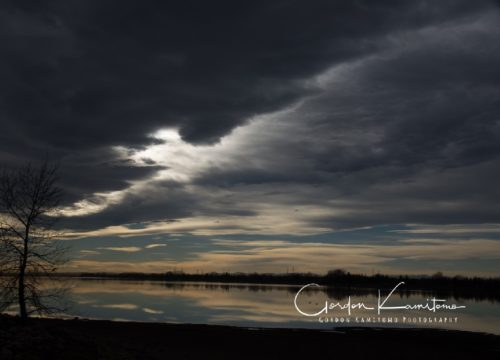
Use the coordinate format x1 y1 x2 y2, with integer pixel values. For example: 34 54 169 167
59 181 196 230
193 9 500 190
2 0 499 232
0 144 164 204
0 0 490 151
60 164 160 204
189 7 500 229
60 178 257 231
311 14 500 174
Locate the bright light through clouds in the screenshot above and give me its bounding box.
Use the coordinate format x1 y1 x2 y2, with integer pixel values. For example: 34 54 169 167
56 191 125 217
135 127 215 182
132 119 270 183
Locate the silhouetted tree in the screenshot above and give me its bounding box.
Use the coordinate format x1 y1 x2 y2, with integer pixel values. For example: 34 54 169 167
326 269 347 278
432 271 444 279
0 161 66 319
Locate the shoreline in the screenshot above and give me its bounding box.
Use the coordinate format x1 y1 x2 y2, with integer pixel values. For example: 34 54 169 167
1 315 499 359
45 272 500 297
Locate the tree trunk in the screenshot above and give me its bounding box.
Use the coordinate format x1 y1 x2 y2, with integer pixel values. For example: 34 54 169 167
18 237 28 320
18 265 27 320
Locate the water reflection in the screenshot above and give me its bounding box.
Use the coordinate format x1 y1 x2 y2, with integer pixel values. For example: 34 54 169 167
51 279 500 335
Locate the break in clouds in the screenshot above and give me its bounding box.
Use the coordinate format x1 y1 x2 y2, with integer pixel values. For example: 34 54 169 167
1 1 500 274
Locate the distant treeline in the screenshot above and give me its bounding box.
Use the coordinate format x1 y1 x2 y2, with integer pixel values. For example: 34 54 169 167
51 269 500 301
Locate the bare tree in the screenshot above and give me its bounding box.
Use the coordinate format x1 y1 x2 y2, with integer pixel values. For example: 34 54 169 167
0 161 67 320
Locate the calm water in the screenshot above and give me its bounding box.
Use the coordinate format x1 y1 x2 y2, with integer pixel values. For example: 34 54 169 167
54 279 500 335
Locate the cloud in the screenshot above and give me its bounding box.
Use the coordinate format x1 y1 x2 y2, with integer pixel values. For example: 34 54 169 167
79 250 100 256
142 307 164 315
97 246 142 253
145 244 167 249
391 224 500 235
93 303 139 310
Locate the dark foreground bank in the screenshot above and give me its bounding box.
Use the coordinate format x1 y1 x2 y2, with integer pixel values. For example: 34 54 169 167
1 316 499 360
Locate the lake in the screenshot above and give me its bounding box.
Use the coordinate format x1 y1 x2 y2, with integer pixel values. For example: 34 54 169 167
50 279 500 335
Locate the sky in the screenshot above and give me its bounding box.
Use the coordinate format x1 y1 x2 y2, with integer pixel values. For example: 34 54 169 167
1 0 500 276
